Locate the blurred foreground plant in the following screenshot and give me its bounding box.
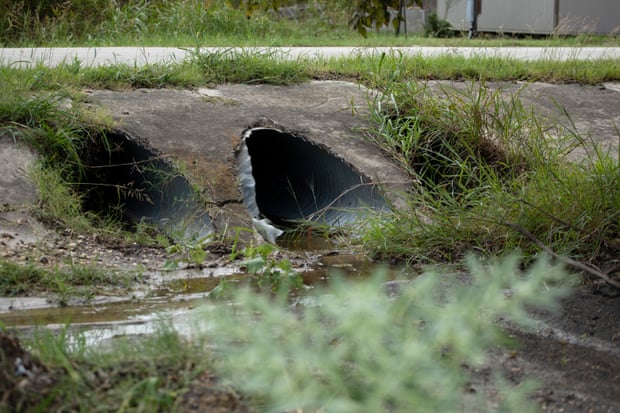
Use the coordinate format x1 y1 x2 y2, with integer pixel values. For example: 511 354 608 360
205 253 572 412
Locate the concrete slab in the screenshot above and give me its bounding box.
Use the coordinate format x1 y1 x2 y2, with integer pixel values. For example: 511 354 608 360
425 80 620 160
0 134 49 249
0 135 38 207
518 82 620 160
87 81 410 233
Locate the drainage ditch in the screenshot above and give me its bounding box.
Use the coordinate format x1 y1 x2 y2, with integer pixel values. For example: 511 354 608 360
2 123 400 346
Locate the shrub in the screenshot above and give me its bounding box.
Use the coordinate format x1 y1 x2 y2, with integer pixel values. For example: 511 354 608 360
424 12 455 38
205 253 572 412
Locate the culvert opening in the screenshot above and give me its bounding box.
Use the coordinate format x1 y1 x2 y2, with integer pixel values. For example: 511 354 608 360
238 127 389 232
79 130 212 240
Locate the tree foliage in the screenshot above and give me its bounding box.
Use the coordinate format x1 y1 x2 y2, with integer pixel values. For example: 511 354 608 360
229 0 423 36
349 0 424 36
350 0 403 37
226 0 284 18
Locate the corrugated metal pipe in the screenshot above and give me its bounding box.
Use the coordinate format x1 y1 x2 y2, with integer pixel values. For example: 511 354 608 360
237 127 389 241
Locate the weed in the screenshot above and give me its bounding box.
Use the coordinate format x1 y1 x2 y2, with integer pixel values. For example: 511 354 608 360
424 12 455 38
239 243 303 292
125 219 171 248
30 165 93 232
212 242 303 296
164 235 213 270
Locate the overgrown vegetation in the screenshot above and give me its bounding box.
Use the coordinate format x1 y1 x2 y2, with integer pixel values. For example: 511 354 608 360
424 12 455 38
189 47 310 84
1 49 618 272
0 0 350 47
0 70 120 235
1 4 619 411
360 53 619 276
1 324 232 412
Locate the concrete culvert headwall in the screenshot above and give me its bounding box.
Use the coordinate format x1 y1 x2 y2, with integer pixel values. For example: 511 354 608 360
238 127 389 229
81 130 213 240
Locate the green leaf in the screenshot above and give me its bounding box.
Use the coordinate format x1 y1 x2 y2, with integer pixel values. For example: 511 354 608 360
242 256 266 274
162 259 179 271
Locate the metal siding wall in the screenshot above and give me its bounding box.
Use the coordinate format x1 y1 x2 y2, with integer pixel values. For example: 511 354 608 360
478 0 556 33
437 0 556 33
559 0 620 34
438 0 468 30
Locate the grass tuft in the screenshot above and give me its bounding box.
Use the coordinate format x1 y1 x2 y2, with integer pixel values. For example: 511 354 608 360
0 258 137 301
188 47 310 84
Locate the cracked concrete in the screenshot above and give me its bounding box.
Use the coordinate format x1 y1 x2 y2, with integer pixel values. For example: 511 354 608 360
86 81 411 233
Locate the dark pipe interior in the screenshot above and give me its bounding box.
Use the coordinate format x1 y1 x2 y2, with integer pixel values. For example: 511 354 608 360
80 131 212 240
239 128 389 227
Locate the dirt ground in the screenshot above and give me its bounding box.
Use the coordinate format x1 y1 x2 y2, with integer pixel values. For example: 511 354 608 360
1 81 620 412
1 235 619 412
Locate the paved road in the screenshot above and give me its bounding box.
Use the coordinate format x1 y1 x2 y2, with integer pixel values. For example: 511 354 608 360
1 46 620 68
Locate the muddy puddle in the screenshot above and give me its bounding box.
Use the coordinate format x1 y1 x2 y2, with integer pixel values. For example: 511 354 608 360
1 246 403 346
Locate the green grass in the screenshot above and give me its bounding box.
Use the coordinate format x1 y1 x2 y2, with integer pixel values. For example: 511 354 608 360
359 71 619 268
187 47 310 84
0 259 138 302
2 52 619 93
13 324 219 412
333 52 620 85
1 0 619 47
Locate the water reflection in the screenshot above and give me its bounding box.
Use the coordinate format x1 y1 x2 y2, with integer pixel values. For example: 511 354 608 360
1 252 411 347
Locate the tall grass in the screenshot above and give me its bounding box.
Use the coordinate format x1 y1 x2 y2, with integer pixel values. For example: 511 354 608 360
2 0 619 47
360 56 619 267
0 0 350 47
188 47 310 84
0 66 114 233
